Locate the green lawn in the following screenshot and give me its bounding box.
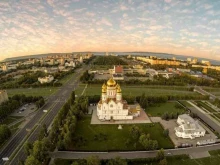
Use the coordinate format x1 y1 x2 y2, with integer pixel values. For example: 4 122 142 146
146 102 186 117
196 101 217 113
7 87 59 97
179 100 193 108
1 116 23 125
76 84 200 97
58 72 75 84
67 116 174 151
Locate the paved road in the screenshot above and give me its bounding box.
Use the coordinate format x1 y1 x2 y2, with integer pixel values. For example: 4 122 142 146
0 65 88 165
50 143 220 160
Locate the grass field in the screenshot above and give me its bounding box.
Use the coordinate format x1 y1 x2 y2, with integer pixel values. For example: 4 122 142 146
54 150 220 165
67 116 174 151
196 101 217 113
1 116 23 125
7 87 58 97
76 84 201 97
146 102 186 117
58 72 75 84
179 100 193 107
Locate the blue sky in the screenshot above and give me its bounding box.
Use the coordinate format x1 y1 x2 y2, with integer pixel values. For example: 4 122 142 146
0 0 220 61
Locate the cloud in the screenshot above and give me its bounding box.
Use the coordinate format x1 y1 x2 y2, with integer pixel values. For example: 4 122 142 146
74 8 87 12
0 0 220 61
98 18 112 26
164 0 172 3
149 25 164 31
86 12 95 17
123 13 128 18
120 4 129 11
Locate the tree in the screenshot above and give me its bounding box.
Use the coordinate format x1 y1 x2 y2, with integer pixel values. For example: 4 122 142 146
24 142 33 156
38 124 48 140
32 140 48 162
71 162 79 165
156 149 165 161
163 129 169 137
107 157 127 165
159 158 167 165
129 125 141 140
70 91 75 105
161 112 169 120
86 155 100 165
139 134 158 150
0 124 11 145
24 155 40 165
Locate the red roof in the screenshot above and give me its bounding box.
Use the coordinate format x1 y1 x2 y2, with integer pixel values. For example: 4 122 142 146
114 65 123 73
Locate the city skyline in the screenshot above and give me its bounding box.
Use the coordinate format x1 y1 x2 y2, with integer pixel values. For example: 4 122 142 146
0 0 220 61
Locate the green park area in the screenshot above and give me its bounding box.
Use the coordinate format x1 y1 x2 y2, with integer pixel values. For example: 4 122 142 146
146 102 186 117
67 116 174 151
1 116 23 125
7 87 58 97
75 84 201 97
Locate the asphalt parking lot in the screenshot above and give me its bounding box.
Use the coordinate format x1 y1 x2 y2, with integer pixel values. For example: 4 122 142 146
11 103 37 117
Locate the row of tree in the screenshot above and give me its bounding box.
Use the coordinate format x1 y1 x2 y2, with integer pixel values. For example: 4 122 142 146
137 93 168 110
93 56 128 65
63 149 167 165
24 91 89 164
0 124 11 145
87 94 208 107
214 98 220 109
0 94 45 122
80 70 95 83
86 72 220 87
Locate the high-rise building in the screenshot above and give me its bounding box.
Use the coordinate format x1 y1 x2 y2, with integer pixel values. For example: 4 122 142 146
0 90 8 104
2 64 8 72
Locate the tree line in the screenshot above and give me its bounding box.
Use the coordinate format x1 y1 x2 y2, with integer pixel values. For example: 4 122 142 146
0 94 45 122
0 124 11 146
53 149 168 165
93 56 128 65
80 70 95 83
83 73 220 87
23 91 89 165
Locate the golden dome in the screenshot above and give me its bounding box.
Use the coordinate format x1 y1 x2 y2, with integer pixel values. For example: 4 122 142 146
102 83 107 89
117 87 121 93
107 78 116 87
102 88 107 93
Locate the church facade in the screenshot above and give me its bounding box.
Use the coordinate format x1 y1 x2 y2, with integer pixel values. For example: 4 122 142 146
97 78 135 120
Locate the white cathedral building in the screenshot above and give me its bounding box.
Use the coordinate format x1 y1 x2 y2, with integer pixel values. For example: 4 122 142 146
97 78 139 120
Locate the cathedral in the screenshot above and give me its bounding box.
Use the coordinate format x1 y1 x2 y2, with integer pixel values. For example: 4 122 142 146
97 78 136 121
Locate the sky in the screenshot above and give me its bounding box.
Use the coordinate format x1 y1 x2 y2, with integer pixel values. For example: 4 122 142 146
0 0 220 61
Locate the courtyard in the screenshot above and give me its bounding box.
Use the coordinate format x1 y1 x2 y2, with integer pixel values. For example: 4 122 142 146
66 116 174 151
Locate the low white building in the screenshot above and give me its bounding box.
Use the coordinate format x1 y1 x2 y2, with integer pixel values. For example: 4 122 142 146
38 75 54 84
175 114 206 139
